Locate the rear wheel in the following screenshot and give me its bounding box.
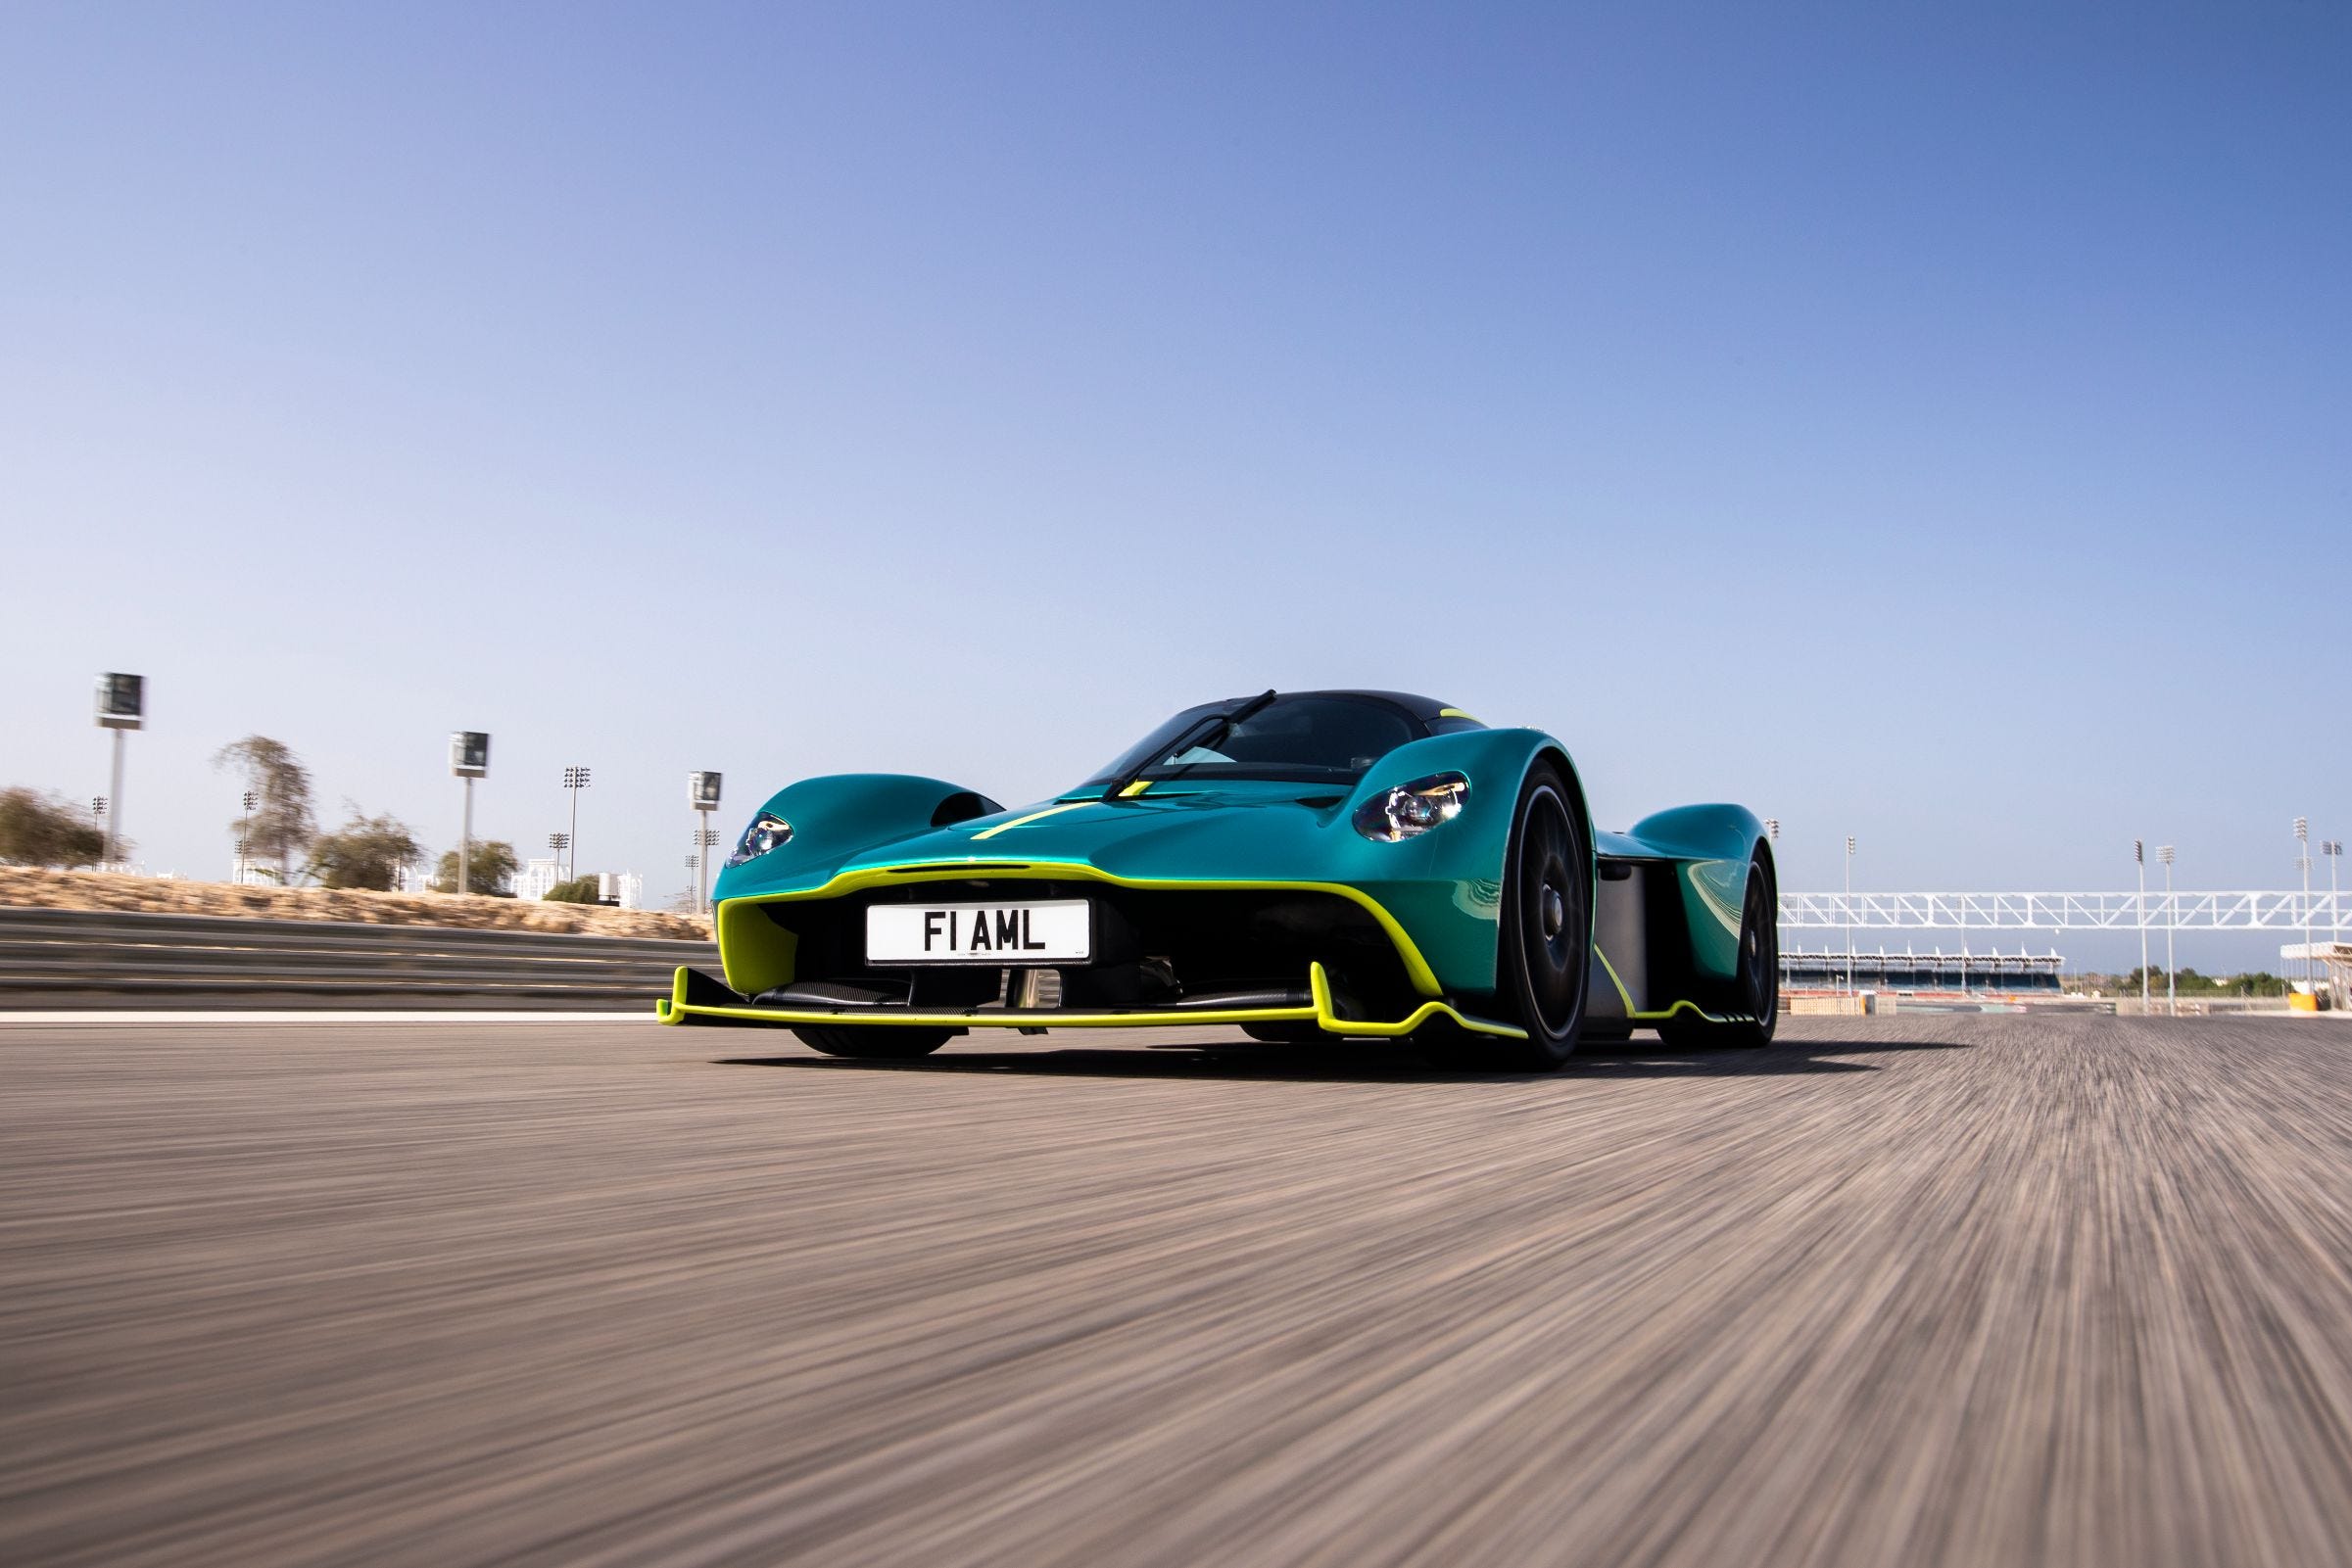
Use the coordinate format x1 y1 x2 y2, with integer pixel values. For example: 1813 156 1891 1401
792 1026 955 1060
1422 762 1590 1071
1658 848 1778 1049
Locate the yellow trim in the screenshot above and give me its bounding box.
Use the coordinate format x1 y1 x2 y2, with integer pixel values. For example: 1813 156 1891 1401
1117 781 1153 798
1438 708 1481 722
1307 963 1526 1038
722 862 1447 997
714 905 797 997
1593 943 1749 1025
1595 945 1638 1012
972 800 1095 840
655 963 1525 1039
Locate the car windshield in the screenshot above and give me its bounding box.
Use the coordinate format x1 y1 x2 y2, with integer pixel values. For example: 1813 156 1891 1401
1080 694 1422 789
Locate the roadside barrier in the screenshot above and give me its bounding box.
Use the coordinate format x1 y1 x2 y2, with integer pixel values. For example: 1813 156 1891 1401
0 906 710 1010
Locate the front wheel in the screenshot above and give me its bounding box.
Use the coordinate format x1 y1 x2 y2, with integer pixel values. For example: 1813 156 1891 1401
792 1025 955 1060
1421 762 1591 1071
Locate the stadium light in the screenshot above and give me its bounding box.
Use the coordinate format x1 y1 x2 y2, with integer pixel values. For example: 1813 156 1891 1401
2158 846 2176 1018
451 733 490 895
562 767 592 879
94 673 144 868
239 790 257 881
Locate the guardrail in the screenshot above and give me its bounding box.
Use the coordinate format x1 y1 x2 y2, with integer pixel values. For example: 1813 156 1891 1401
0 906 711 1010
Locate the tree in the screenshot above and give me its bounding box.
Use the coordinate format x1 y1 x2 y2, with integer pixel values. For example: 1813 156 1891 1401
432 840 517 896
544 874 604 904
308 810 423 891
0 787 111 868
213 736 316 883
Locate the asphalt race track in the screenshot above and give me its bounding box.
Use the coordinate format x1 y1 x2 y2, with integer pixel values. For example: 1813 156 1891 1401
6 1013 2352 1568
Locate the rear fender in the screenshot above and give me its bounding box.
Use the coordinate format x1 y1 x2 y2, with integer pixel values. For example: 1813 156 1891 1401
1624 804 1766 983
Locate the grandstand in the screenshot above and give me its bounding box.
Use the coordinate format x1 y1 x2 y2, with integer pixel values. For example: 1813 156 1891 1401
1781 946 2066 995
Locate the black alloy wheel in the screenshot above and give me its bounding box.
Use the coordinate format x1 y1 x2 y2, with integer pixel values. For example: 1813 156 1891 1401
1425 762 1591 1071
1732 852 1780 1046
792 1025 955 1060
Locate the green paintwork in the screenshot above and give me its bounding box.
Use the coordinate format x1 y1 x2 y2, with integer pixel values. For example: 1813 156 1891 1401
696 719 1769 1031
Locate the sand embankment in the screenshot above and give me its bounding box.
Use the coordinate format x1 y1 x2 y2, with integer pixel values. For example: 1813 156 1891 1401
0 867 710 941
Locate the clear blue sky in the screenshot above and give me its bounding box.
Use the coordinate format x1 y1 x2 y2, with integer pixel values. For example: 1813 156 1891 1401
2 3 2344 962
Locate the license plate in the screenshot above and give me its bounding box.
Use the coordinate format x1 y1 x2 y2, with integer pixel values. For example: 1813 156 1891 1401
866 900 1090 965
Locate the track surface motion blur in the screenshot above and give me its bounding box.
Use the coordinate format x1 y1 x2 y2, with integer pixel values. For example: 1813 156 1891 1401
6 1014 2351 1567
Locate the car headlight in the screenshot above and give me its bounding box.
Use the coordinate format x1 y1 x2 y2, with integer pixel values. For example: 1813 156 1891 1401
1353 773 1469 842
725 812 792 867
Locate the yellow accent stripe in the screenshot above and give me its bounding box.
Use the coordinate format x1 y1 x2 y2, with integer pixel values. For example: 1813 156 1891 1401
971 800 1094 840
654 963 1526 1039
1438 708 1481 722
1117 781 1152 798
1306 963 1526 1038
724 862 1447 997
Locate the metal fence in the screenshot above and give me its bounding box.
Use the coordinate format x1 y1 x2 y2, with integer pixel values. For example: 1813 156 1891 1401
1778 889 2348 932
0 907 711 1010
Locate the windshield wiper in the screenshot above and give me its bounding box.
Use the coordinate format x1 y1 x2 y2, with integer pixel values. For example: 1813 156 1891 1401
1101 689 1276 800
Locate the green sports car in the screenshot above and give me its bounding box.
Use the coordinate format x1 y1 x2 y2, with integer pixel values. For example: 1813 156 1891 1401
658 689 1778 1069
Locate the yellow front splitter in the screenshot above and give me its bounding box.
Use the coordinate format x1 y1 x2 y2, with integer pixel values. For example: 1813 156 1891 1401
654 961 1528 1040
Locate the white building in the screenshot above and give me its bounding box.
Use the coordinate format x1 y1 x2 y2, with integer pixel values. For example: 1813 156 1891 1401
508 858 643 908
512 856 564 902
390 857 517 896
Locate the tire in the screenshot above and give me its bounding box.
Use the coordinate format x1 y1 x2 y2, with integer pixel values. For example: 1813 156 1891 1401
1422 761 1591 1071
1658 847 1779 1049
792 1025 955 1060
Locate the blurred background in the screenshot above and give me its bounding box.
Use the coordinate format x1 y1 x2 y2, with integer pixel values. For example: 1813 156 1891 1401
2 3 2344 968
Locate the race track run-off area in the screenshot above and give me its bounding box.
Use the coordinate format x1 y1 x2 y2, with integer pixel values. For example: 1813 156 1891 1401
5 1015 2351 1568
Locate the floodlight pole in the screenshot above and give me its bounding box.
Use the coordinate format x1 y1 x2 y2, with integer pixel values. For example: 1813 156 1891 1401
2133 841 2147 1015
2158 846 2176 1018
105 730 125 867
688 773 723 918
2328 841 2344 1008
2328 841 2343 935
563 768 591 881
2296 818 2312 990
94 674 144 869
450 733 490 895
1843 835 1855 997
697 822 711 916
